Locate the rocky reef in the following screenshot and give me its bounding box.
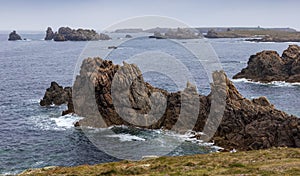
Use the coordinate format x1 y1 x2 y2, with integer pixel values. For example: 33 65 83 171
44 27 111 41
149 28 201 39
233 45 300 83
8 30 22 41
42 57 300 151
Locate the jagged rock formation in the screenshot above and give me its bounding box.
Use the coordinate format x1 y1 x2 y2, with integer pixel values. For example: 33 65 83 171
44 27 111 41
233 45 300 83
40 82 73 115
40 57 300 151
8 31 22 41
149 28 201 39
44 27 54 40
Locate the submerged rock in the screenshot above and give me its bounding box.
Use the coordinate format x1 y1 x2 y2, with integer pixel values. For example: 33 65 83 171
42 57 300 151
44 27 54 40
233 45 300 83
8 30 22 41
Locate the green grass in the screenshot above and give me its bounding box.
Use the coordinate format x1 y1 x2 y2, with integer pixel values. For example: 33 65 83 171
19 147 300 176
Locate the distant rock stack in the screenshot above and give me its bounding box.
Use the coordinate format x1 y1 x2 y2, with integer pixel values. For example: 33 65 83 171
8 31 22 41
44 27 55 40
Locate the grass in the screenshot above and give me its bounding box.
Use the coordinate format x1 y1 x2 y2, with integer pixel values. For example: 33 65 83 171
19 147 300 176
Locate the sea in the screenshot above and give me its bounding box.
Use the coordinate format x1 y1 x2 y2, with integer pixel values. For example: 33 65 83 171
0 31 299 175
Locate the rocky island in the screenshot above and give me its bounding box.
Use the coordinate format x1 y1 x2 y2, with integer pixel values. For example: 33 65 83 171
149 28 201 39
8 30 22 41
44 27 111 41
233 45 300 83
41 57 300 151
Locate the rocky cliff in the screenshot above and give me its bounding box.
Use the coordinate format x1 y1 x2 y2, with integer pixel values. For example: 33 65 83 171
42 58 300 151
8 31 22 41
233 45 300 83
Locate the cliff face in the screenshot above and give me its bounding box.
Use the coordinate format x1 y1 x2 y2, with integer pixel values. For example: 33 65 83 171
233 45 300 83
41 57 300 150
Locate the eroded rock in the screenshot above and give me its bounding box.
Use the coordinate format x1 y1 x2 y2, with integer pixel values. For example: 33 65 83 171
44 58 300 150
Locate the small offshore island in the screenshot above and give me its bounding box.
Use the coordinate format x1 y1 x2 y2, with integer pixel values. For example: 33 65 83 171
234 45 300 83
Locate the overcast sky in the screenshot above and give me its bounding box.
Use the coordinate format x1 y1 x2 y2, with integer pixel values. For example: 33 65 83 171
1 0 299 31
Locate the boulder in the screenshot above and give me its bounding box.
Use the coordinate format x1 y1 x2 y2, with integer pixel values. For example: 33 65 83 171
48 57 299 151
125 34 132 38
233 45 300 83
8 31 22 41
44 27 54 40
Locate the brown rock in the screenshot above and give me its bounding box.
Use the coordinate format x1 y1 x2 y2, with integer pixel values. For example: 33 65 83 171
233 45 300 83
44 58 300 151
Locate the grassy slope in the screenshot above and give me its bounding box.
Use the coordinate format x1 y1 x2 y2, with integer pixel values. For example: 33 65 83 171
19 148 300 176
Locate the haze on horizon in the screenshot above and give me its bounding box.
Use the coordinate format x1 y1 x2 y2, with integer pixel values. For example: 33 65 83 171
0 0 299 31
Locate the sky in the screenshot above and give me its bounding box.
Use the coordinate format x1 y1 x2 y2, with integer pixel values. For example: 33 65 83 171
0 0 299 31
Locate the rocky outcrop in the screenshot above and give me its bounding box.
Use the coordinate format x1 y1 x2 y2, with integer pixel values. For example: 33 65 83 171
46 57 300 151
44 27 54 40
233 45 300 83
44 27 111 41
149 28 201 39
40 82 74 115
8 31 22 41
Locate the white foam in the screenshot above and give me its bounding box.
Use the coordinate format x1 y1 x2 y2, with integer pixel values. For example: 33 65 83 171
232 78 300 87
29 114 83 131
50 114 83 129
106 133 146 142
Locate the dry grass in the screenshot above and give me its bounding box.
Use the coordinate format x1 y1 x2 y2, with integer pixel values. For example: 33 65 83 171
19 147 300 176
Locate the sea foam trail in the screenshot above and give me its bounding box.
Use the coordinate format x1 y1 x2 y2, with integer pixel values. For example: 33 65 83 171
232 78 300 87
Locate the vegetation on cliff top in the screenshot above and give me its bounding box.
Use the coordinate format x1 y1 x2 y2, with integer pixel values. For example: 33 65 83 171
19 147 300 176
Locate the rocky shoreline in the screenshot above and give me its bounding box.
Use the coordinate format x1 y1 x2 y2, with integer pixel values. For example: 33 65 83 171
40 57 300 151
233 45 300 83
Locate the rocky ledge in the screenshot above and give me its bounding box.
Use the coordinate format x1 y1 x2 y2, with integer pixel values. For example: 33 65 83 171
44 27 111 41
8 30 22 41
233 45 300 83
41 58 300 151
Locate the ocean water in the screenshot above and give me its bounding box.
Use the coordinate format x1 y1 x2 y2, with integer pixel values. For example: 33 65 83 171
0 32 299 174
